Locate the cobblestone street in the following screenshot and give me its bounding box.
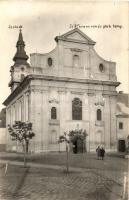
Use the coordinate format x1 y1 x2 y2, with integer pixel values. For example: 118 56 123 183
0 153 128 200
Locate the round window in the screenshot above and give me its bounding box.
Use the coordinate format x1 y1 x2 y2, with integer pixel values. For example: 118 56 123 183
48 57 53 66
99 63 104 72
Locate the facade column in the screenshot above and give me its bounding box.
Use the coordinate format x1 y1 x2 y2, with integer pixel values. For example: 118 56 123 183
58 90 66 151
103 95 111 150
88 92 95 151
6 107 11 151
110 95 117 151
10 105 13 126
19 101 22 121
66 91 71 121
29 89 36 152
24 92 29 122
23 94 26 122
26 93 29 121
15 101 18 121
59 91 66 133
83 92 90 151
42 90 49 151
33 89 43 152
21 98 24 122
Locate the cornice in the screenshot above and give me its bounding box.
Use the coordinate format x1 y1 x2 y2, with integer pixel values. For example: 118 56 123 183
87 92 95 96
116 114 129 118
55 36 95 45
3 74 120 106
28 74 120 86
71 91 84 95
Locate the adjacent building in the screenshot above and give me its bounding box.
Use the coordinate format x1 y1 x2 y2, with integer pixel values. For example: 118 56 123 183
3 28 120 152
0 108 6 151
116 92 129 151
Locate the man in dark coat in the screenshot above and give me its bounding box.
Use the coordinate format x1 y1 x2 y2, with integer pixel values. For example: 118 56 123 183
100 147 105 160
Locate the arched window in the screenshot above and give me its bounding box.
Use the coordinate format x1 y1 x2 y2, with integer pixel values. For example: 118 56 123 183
97 109 102 121
99 63 104 72
72 98 82 120
51 107 57 119
48 57 53 66
73 55 79 67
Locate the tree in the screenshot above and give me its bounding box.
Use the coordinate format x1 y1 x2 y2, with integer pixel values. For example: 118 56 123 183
8 121 35 167
58 129 88 173
69 129 88 153
58 132 70 173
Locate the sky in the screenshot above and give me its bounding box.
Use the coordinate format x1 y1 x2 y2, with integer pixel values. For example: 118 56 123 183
0 0 128 111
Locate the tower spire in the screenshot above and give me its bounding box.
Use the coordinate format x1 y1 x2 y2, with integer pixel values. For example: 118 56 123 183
13 29 29 65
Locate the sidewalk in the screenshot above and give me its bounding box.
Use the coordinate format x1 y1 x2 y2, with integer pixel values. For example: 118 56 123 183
0 153 128 200
0 159 84 173
0 153 128 186
0 151 128 171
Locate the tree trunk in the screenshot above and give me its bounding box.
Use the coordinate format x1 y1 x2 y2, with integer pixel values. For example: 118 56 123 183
26 140 29 153
22 143 27 167
66 143 69 173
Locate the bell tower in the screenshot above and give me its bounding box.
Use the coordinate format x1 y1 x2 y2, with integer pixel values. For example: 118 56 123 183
9 29 30 92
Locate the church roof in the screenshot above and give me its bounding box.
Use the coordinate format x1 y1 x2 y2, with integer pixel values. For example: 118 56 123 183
116 102 129 117
13 29 29 65
117 92 129 107
55 28 96 45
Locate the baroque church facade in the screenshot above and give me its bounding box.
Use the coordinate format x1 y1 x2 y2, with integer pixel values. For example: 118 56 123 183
3 28 120 152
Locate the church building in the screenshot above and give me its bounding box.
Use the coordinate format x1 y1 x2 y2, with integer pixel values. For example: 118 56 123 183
3 28 120 152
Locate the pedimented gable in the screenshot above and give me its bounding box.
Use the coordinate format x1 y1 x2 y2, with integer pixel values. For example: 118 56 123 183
55 28 96 45
67 32 88 42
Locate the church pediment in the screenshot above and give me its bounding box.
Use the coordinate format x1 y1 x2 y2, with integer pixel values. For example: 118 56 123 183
67 32 88 41
55 28 96 45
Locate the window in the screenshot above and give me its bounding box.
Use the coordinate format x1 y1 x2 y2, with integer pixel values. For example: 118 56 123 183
51 107 57 119
119 122 123 129
72 98 82 120
97 109 102 121
48 57 53 66
99 63 104 72
73 55 79 67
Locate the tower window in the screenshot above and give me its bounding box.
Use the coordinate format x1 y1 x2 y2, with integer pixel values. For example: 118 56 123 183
48 57 53 66
51 107 57 119
119 122 123 129
72 98 82 120
97 109 102 121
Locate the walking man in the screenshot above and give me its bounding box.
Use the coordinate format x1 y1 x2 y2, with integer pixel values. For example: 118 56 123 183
100 147 105 160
